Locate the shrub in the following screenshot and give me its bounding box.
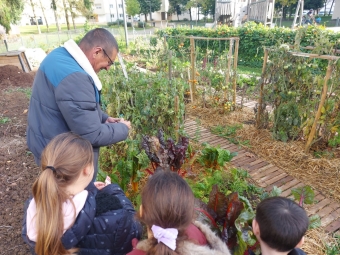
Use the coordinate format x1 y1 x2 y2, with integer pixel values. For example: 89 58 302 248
138 21 146 28
157 22 340 68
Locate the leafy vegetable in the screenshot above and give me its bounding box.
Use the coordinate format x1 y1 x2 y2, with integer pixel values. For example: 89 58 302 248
141 129 189 173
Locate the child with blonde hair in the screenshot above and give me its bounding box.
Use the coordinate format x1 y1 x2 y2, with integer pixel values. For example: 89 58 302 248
22 132 141 255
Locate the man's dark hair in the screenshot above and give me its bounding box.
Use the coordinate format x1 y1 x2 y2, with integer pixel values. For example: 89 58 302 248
79 28 119 55
255 197 309 252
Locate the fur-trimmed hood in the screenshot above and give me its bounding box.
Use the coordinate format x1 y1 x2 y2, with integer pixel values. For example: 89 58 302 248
135 221 231 255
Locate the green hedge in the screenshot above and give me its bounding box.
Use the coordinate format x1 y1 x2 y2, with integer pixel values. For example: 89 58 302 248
157 22 340 68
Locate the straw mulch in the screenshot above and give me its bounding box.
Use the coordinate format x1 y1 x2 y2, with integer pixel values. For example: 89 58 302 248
186 103 340 202
186 103 340 254
303 228 336 255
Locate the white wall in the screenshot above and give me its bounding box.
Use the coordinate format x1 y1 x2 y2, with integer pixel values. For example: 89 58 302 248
332 1 340 20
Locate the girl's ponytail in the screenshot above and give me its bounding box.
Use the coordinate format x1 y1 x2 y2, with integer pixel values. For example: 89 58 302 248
31 132 93 255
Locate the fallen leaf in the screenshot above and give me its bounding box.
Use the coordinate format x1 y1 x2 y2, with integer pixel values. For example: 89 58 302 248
245 152 255 158
23 109 28 114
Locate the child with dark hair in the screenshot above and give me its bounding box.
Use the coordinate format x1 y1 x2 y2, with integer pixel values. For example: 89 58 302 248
251 196 309 255
22 132 141 255
128 171 232 255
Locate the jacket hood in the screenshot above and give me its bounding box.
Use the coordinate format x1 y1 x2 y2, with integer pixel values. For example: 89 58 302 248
135 221 232 255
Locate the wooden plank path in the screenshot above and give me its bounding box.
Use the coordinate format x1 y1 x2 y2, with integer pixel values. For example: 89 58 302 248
184 118 340 233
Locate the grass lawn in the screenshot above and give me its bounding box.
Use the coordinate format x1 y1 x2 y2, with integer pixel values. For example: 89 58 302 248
273 15 335 27
238 65 262 76
19 24 84 35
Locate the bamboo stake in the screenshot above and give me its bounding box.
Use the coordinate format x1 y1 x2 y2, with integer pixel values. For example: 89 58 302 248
232 39 239 106
304 62 333 153
256 48 269 128
168 50 172 81
174 95 179 142
190 36 196 102
188 67 193 103
224 39 234 99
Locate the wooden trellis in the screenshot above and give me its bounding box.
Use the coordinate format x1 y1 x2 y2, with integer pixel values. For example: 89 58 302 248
256 48 340 152
165 35 240 106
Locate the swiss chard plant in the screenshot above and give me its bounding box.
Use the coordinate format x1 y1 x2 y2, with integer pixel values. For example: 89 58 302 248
141 129 189 174
291 185 321 230
194 185 258 255
198 144 237 169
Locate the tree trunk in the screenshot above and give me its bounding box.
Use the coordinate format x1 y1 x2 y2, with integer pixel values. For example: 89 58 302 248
197 6 200 21
189 8 192 21
71 13 76 29
38 0 49 32
62 0 71 30
145 13 148 22
283 6 287 19
51 0 61 31
329 0 334 15
29 0 41 34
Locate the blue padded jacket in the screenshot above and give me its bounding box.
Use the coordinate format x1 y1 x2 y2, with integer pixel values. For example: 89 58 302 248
26 46 129 170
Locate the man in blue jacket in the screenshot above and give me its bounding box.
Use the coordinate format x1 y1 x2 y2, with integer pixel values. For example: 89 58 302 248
27 28 131 180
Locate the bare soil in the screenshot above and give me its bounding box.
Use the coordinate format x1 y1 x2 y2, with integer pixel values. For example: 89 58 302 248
0 65 38 254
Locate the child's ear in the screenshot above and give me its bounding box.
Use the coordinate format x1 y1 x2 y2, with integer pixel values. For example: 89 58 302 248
83 164 93 177
252 219 260 236
295 236 305 248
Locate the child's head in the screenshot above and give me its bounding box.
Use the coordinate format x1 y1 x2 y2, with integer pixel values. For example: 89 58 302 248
39 131 93 188
32 132 93 255
253 197 309 253
139 171 195 254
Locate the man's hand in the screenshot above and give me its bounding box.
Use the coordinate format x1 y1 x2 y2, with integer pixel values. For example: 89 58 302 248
105 117 121 123
120 119 131 129
105 117 131 129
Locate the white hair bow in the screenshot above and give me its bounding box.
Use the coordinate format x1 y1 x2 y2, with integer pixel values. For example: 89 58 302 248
151 225 178 250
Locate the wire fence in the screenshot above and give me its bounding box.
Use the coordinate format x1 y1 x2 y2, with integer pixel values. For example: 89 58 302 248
0 26 162 54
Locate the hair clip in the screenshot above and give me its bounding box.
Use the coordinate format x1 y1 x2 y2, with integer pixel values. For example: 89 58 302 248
46 166 56 172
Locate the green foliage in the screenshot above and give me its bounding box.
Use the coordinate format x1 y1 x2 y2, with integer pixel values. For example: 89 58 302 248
0 0 24 33
258 35 340 147
326 234 340 255
137 21 146 28
99 139 149 192
137 0 161 21
291 185 315 206
211 124 249 146
259 186 282 200
157 22 340 68
126 0 141 17
198 144 237 168
308 214 321 230
273 102 301 142
100 65 185 138
0 117 10 124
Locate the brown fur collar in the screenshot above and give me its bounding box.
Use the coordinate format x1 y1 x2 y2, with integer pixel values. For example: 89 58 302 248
135 221 231 255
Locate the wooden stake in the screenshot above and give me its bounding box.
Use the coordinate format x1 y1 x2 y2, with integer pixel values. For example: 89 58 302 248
232 39 239 106
174 95 179 142
190 36 196 102
304 62 333 153
225 39 233 99
256 48 269 128
188 67 193 103
168 50 172 81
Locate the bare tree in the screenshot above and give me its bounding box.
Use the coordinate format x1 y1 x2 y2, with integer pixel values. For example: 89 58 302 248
51 0 61 31
62 0 71 30
29 0 41 34
38 0 49 32
67 0 77 29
